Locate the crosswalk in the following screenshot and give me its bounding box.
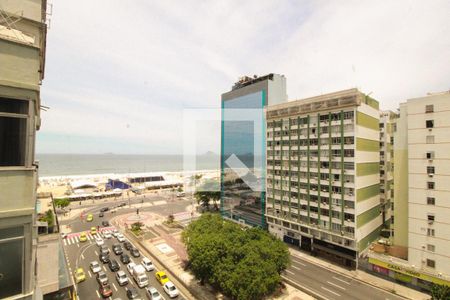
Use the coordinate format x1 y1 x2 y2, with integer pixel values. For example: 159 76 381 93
63 228 116 246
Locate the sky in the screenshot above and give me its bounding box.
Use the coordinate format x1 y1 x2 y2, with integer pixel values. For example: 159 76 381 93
37 0 450 155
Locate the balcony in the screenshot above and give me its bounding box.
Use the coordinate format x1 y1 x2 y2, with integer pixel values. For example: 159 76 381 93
0 168 37 217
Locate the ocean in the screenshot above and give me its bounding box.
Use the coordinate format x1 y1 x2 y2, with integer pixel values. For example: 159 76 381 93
36 154 220 177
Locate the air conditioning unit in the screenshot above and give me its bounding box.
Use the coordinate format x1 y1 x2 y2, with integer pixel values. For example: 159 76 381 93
428 174 433 178
428 220 434 225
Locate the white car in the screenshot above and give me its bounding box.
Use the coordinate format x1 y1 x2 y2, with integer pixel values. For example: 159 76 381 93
103 231 112 239
112 229 119 237
115 270 129 286
141 257 155 271
117 234 125 243
95 237 104 246
163 281 179 298
90 261 101 273
126 262 136 275
146 286 162 300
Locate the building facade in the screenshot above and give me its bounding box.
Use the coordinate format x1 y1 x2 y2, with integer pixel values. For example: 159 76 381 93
220 74 287 228
0 1 48 298
379 111 396 234
266 89 382 267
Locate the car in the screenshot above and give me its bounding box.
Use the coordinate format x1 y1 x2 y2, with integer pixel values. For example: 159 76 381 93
118 202 126 207
124 241 133 250
74 268 86 283
176 192 185 197
126 287 142 299
91 226 98 235
79 232 87 242
86 214 94 222
117 234 126 243
155 271 169 285
100 245 110 255
99 253 110 264
102 221 110 227
96 271 109 285
115 270 129 286
112 229 119 237
146 286 162 300
95 236 105 246
108 259 120 272
99 284 113 298
126 262 136 275
141 257 155 271
61 233 67 239
120 254 131 264
100 207 109 212
130 247 140 258
90 261 101 273
163 281 179 298
99 212 104 217
113 244 123 255
103 231 112 239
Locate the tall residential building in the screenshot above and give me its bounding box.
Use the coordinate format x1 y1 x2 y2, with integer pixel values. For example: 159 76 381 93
403 92 450 280
220 74 287 228
0 1 48 298
266 88 382 268
379 111 396 234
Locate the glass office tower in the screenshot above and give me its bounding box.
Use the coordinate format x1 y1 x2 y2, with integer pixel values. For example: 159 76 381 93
220 74 287 228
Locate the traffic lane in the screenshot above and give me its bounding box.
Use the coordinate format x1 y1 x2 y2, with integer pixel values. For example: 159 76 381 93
287 255 404 300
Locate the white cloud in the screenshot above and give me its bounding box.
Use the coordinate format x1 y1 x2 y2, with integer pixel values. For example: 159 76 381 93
39 0 450 153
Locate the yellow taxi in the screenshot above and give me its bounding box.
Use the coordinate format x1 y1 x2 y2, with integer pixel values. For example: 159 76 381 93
90 226 97 235
86 214 94 222
155 271 169 285
74 268 86 283
79 232 87 242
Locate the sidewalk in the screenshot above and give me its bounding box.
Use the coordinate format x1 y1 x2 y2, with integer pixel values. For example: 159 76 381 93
288 248 430 300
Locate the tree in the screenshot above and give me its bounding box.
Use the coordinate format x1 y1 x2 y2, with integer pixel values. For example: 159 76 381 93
431 284 450 300
54 198 70 208
194 191 211 209
182 214 290 300
131 222 144 234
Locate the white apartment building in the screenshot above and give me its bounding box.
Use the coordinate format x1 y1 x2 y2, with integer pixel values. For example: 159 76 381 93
266 89 382 268
403 91 450 278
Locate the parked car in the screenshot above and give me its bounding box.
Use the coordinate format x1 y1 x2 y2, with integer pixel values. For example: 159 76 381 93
99 253 110 264
103 231 112 239
102 221 110 227
90 261 101 273
126 287 141 299
118 202 127 207
124 241 133 250
115 270 129 286
117 234 126 243
120 254 131 264
96 271 108 285
163 281 179 298
74 268 85 283
155 271 169 285
100 207 109 212
113 243 123 255
146 286 162 300
130 247 140 258
108 259 120 272
99 212 104 217
141 257 155 271
126 262 136 275
99 284 113 298
100 245 110 256
95 236 104 246
112 229 119 237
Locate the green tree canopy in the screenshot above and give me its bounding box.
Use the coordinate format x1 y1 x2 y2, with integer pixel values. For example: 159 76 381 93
182 214 289 300
431 284 450 300
54 198 70 208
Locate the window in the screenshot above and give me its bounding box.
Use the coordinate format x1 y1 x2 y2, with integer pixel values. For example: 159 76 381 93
0 226 25 298
427 182 435 189
427 197 435 205
426 105 434 113
426 151 435 159
426 120 434 128
427 166 435 174
426 135 435 144
427 244 435 252
426 259 436 268
0 98 29 166
427 228 435 236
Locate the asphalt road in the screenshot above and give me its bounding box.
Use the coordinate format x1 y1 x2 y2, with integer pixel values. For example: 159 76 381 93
61 195 191 300
284 254 404 300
